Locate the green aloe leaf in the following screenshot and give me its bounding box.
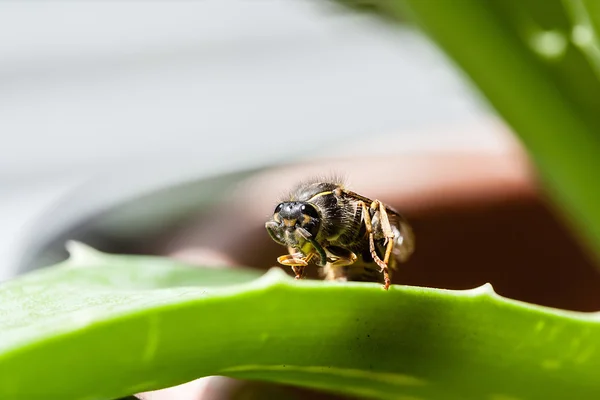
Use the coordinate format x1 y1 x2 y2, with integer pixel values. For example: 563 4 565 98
363 0 600 261
1 243 599 399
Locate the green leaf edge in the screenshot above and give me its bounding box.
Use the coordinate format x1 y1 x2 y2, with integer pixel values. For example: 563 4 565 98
1 242 600 400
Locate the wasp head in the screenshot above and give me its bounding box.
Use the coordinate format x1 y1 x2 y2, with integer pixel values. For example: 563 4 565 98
265 201 321 249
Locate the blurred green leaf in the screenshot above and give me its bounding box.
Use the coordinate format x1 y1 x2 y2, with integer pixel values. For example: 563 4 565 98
347 0 600 262
1 243 600 399
330 0 406 23
424 0 600 258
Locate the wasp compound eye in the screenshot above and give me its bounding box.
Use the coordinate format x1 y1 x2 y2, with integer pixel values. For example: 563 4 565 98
301 203 320 219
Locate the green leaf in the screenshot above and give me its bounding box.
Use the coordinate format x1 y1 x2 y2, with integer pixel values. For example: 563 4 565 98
349 0 600 262
1 243 600 399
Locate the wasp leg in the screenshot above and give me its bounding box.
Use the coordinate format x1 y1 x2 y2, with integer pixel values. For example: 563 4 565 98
277 254 306 279
278 252 315 279
359 200 392 290
277 253 308 266
328 251 357 267
321 246 356 281
372 200 397 290
322 255 357 281
371 200 396 265
291 265 306 280
358 200 379 265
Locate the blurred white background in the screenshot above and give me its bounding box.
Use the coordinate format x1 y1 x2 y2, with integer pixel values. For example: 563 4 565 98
0 1 490 280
